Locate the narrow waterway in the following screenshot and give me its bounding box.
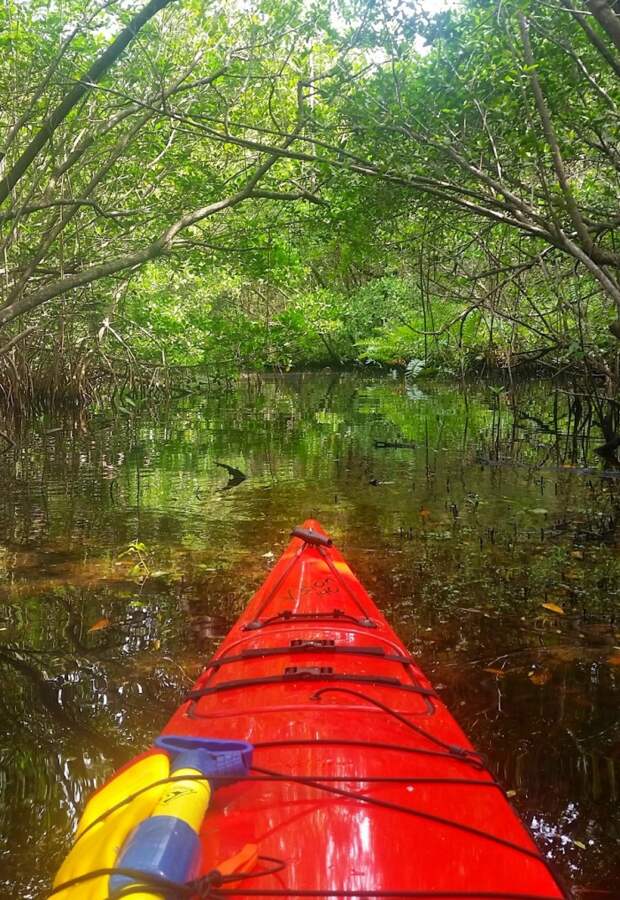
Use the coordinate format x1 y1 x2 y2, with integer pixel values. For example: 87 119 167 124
0 373 618 897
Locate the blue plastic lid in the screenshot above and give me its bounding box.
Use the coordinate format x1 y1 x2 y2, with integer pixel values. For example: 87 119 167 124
154 735 253 784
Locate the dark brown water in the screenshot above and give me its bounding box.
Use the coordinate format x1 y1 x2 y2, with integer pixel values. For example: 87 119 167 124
0 373 618 897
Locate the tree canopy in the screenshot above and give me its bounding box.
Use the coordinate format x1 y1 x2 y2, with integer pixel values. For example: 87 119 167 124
2 0 620 412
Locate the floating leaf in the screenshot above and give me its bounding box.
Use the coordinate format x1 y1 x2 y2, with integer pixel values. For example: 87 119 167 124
506 789 517 798
88 617 110 633
542 602 565 615
570 550 584 560
530 508 548 515
483 667 506 677
528 669 551 686
419 507 431 519
573 840 586 850
607 654 620 666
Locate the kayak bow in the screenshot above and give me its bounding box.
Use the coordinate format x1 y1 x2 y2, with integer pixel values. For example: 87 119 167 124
52 520 568 900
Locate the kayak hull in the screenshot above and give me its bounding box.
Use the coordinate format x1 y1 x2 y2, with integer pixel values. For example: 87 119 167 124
160 521 566 898
53 520 567 899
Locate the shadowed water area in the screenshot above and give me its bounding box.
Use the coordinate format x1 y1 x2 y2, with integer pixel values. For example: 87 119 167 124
0 373 618 898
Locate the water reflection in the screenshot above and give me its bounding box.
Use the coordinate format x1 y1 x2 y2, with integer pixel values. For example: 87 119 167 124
0 374 618 897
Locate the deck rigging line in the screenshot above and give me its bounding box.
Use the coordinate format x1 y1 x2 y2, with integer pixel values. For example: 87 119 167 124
204 644 420 669
311 687 480 763
245 532 376 629
244 609 377 630
186 673 436 702
49 859 566 900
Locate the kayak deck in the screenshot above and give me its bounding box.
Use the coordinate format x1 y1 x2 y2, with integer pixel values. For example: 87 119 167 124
158 520 566 899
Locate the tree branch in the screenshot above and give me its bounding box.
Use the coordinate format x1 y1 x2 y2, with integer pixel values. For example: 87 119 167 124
0 146 290 328
519 12 593 251
0 0 178 205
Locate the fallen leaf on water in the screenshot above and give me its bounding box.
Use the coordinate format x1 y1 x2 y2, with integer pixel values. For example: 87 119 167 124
506 789 517 798
570 550 584 559
419 507 431 519
483 667 506 677
88 617 110 633
541 602 565 615
530 508 548 515
607 654 620 666
528 669 551 686
573 840 586 850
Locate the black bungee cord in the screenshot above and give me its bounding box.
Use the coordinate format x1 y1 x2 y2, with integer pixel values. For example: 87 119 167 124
48 855 286 900
310 686 483 765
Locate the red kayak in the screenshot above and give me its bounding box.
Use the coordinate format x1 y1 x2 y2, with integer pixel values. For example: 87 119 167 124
52 520 568 900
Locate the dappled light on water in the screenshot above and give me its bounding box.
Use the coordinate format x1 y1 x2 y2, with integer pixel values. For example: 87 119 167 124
0 373 618 898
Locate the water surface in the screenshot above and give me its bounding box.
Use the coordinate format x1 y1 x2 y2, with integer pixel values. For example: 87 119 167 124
0 374 618 897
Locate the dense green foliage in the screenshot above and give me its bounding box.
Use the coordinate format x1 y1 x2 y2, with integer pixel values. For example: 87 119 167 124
2 0 620 396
